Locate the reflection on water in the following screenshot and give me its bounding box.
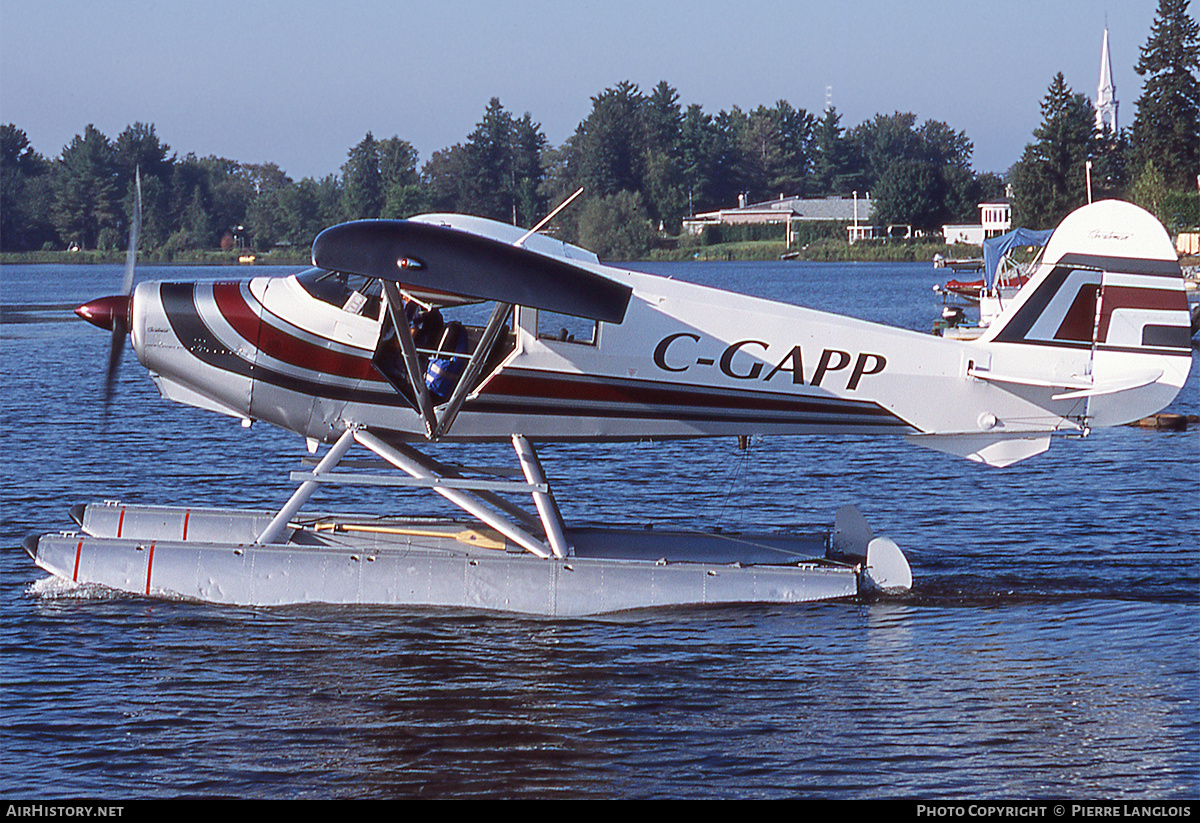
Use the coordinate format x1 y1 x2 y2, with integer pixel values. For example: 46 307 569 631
1 262 1196 798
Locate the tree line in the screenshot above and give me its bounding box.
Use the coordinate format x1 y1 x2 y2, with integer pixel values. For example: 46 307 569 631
2 0 1196 260
0 88 999 260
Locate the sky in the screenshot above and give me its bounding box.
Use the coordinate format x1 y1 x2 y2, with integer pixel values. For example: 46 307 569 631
0 0 1176 182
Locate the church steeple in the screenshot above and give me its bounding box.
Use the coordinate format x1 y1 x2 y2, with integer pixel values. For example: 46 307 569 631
1096 26 1118 133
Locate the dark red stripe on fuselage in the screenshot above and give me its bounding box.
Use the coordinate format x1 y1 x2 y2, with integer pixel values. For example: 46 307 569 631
211 282 382 382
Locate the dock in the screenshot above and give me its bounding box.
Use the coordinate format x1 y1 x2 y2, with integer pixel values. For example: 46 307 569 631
932 257 983 272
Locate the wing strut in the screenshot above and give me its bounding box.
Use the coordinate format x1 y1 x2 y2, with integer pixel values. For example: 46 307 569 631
355 429 561 558
378 280 512 441
381 280 438 437
433 299 512 439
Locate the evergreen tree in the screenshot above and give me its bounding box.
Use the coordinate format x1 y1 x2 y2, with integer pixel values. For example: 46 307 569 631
643 81 684 156
166 154 212 249
113 123 175 248
459 98 515 221
419 101 545 225
52 124 118 250
113 122 173 184
811 107 862 195
677 103 721 214
421 143 469 214
1009 73 1096 228
509 112 547 226
710 108 748 206
761 100 816 197
341 132 384 220
378 136 424 218
1090 124 1128 202
640 81 686 230
574 81 646 199
1129 0 1200 189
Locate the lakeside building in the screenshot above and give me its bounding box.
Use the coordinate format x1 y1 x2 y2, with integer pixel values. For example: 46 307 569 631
942 198 1012 246
682 193 884 244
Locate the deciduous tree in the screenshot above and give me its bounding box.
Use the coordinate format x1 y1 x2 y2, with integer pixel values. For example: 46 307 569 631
1 124 54 250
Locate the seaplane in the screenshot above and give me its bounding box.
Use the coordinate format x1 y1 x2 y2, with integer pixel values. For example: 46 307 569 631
23 193 1193 615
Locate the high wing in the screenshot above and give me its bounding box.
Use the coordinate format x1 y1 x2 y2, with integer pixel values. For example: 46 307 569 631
311 218 631 324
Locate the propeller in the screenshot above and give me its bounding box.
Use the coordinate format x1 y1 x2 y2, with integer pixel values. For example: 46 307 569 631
108 166 142 405
75 167 140 413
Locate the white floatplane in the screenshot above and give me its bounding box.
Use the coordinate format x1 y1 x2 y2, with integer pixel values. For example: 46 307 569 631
24 197 1192 614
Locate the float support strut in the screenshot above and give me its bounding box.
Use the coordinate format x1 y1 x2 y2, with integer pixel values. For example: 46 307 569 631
256 426 357 545
512 435 569 559
354 429 553 559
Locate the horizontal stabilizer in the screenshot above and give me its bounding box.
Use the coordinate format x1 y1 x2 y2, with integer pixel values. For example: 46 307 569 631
312 219 632 323
967 367 1094 390
1051 369 1163 400
967 366 1165 400
904 432 1052 468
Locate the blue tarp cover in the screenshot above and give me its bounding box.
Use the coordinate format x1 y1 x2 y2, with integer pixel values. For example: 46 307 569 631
983 227 1054 289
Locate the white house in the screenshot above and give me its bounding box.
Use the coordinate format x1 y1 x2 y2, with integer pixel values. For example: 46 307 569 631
683 193 877 240
942 199 1012 246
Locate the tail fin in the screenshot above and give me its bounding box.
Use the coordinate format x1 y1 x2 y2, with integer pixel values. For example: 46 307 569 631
979 200 1192 427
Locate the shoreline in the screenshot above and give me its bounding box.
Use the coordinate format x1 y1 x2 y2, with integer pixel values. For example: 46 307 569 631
4 246 1199 268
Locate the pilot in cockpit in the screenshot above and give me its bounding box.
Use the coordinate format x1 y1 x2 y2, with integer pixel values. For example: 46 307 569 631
404 296 444 351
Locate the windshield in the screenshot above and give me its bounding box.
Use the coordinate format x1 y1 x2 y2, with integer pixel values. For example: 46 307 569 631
294 268 382 318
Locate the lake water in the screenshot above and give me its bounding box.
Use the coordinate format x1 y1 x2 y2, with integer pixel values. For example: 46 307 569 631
1 260 1196 799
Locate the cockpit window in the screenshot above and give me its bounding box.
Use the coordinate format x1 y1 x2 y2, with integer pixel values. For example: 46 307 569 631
295 268 383 318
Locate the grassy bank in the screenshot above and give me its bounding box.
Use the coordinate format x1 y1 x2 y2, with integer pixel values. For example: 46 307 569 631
645 237 960 263
8 241 944 267
7 244 1198 268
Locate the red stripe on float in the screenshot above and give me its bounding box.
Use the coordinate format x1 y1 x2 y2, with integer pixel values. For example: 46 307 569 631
145 542 156 595
73 538 83 582
117 507 125 538
182 509 190 541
